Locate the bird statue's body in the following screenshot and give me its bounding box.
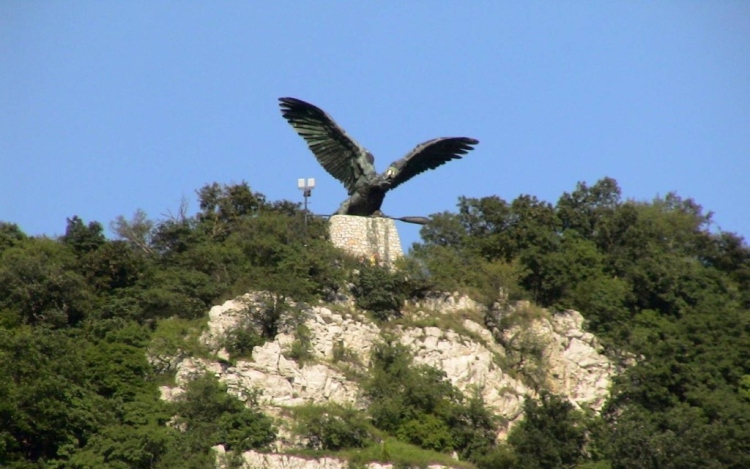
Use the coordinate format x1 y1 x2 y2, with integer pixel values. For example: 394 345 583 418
279 97 478 216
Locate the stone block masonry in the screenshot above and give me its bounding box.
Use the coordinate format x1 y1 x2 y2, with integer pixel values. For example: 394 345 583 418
328 215 403 265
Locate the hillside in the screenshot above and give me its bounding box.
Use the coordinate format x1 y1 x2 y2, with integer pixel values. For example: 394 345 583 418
163 291 615 462
1 178 749 469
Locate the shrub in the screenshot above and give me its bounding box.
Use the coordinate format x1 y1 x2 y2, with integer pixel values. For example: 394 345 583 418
351 264 406 321
396 414 453 451
506 391 586 469
285 323 314 365
331 340 361 366
363 340 498 458
150 317 210 373
223 317 265 359
292 404 372 451
174 374 276 452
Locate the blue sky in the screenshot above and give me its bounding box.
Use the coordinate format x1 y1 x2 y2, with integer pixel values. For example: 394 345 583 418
2 2 748 250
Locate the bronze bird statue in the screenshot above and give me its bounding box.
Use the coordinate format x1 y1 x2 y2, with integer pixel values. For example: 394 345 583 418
279 97 478 216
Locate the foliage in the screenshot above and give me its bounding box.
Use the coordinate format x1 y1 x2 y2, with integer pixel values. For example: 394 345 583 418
149 317 210 374
172 374 276 453
292 404 373 451
222 317 265 360
65 399 176 469
408 243 524 308
413 176 750 469
285 323 314 365
506 392 587 469
331 340 361 366
350 263 407 321
0 222 27 252
343 438 477 469
2 176 749 469
362 340 498 461
0 181 346 468
0 326 108 466
0 237 94 327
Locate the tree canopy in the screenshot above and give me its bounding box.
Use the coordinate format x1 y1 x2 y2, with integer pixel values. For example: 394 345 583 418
413 177 750 469
1 178 748 469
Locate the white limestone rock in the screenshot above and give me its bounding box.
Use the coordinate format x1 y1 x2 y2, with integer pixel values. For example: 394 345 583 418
202 292 287 350
175 341 362 409
175 357 224 385
305 306 381 362
159 385 184 402
237 449 454 469
542 310 615 411
414 291 485 315
165 291 617 454
399 324 529 427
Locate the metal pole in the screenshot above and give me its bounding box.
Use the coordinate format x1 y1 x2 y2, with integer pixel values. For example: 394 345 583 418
303 188 310 239
298 178 315 241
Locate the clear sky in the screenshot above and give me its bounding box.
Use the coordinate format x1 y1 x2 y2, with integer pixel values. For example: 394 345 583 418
2 2 749 250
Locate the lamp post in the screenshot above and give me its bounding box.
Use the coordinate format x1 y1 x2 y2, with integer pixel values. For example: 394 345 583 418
297 178 315 237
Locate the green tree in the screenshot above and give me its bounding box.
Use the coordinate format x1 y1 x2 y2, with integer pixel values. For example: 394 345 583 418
172 374 275 453
111 209 154 255
62 216 106 255
66 399 176 469
195 182 267 241
0 222 26 253
556 177 621 241
0 327 111 466
363 340 497 458
351 263 406 321
0 238 93 326
293 404 372 451
507 392 587 469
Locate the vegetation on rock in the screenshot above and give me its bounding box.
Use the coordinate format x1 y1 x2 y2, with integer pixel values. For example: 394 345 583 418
0 177 748 469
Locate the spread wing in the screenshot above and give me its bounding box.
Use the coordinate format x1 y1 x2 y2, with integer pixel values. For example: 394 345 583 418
386 137 478 190
279 97 375 194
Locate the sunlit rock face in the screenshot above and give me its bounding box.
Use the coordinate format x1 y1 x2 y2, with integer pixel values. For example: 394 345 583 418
215 446 453 469
162 291 618 467
534 309 615 411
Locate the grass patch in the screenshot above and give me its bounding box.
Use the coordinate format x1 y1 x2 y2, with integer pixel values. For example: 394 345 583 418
283 323 315 366
283 438 477 469
331 340 363 366
152 368 178 388
491 301 548 333
327 340 368 383
343 438 477 469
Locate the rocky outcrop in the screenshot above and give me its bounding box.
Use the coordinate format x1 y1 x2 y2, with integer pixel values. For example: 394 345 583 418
400 323 529 425
215 446 452 469
304 305 382 363
534 309 614 410
176 342 362 409
162 291 617 468
485 302 615 412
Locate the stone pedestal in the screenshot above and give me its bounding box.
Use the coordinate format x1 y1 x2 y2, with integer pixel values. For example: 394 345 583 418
328 215 403 265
